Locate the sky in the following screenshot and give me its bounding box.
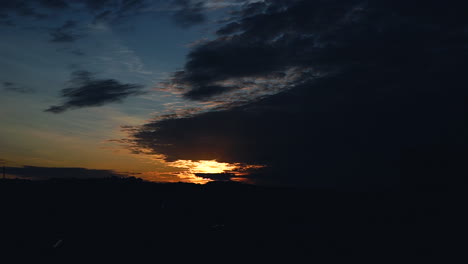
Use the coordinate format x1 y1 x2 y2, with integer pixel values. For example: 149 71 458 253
1 0 467 189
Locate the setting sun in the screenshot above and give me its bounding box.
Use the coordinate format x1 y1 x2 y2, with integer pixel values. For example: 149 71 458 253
168 160 239 174
138 159 265 184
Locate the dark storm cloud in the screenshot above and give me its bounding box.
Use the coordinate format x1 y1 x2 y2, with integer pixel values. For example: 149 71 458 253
184 84 238 100
45 70 145 113
2 81 34 93
130 0 468 189
172 0 363 100
4 166 126 179
49 20 82 43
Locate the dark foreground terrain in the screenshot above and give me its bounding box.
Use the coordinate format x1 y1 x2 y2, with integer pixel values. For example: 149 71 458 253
0 178 463 262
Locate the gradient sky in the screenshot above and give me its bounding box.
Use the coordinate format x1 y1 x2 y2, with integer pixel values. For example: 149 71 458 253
1 0 467 189
1 0 263 183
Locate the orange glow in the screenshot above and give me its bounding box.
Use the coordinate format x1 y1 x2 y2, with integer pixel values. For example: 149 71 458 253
167 160 239 174
138 170 212 184
165 159 265 183
138 159 265 184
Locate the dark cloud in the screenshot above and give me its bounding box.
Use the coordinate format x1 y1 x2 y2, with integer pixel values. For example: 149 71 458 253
195 173 236 182
4 166 127 180
184 84 238 100
45 70 145 113
49 20 82 42
2 81 34 93
171 0 206 28
0 1 43 19
171 0 364 100
130 0 468 189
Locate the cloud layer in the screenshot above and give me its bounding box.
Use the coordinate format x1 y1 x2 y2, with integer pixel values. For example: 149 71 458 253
45 70 144 113
129 0 468 189
4 165 127 179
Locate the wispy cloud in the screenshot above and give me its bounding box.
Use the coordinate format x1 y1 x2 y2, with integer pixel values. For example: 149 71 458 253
2 81 34 93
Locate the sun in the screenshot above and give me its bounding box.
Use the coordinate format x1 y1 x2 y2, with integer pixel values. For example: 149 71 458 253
139 159 265 184
168 160 238 174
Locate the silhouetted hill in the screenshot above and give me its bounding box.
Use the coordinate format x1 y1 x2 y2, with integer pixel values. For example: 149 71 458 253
0 178 463 262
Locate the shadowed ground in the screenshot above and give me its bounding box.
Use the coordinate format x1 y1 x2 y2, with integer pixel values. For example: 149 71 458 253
0 178 462 262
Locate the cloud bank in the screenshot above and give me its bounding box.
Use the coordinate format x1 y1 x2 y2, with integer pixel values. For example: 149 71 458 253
128 0 468 189
4 165 127 180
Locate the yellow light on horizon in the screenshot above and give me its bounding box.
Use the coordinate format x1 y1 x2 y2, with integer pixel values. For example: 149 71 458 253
140 159 265 184
168 159 238 174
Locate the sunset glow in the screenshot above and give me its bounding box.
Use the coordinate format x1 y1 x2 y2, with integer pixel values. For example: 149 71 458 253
168 160 238 174
136 159 265 184
150 160 265 183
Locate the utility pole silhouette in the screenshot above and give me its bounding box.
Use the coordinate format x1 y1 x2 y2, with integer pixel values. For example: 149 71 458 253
2 166 5 179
